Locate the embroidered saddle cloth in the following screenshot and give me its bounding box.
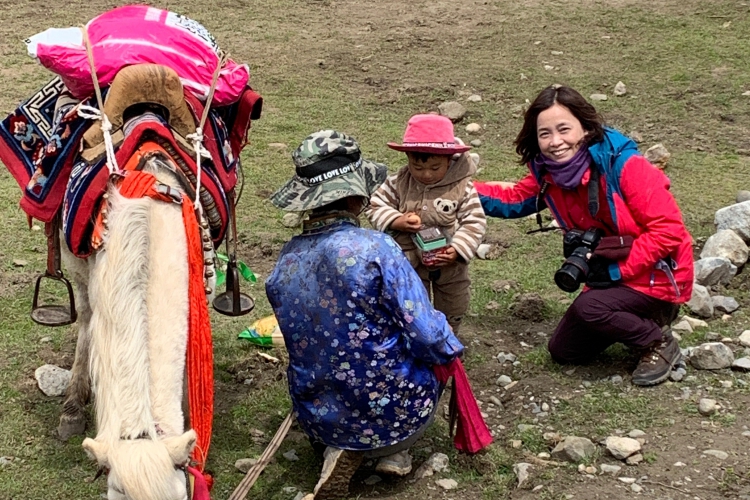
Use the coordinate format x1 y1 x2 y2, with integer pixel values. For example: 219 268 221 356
0 71 262 257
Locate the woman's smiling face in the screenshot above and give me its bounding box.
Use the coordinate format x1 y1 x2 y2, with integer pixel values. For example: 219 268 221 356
536 102 587 162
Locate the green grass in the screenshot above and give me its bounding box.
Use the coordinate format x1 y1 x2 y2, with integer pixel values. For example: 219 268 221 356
0 0 750 498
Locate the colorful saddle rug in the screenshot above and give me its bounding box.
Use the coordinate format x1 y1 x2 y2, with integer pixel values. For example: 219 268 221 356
0 77 262 257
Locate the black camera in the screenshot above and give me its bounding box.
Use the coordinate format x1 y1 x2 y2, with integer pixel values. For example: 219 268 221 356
554 228 604 292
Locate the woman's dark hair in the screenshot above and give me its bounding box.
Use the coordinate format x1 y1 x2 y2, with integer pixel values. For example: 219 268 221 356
514 85 605 165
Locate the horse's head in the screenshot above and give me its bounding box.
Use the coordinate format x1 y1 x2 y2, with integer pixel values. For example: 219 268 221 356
83 430 197 500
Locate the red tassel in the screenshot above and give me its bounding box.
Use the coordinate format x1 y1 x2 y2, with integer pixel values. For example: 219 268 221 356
433 358 493 454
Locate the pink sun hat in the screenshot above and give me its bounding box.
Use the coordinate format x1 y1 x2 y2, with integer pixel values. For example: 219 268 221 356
387 114 472 154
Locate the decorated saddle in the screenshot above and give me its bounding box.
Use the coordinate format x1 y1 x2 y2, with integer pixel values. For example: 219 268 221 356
0 66 262 257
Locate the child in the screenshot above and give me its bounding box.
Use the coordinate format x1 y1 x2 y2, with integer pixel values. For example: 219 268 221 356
367 114 486 333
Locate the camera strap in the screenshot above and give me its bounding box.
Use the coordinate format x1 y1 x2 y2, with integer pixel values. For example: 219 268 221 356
527 181 558 234
588 167 600 218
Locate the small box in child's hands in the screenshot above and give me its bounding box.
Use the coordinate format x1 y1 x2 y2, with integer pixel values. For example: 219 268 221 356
421 246 451 266
414 227 449 266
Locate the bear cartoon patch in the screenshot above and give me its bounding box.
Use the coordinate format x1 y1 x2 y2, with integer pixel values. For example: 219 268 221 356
433 198 458 215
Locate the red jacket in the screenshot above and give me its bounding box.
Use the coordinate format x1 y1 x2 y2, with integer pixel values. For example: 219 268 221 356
476 128 693 303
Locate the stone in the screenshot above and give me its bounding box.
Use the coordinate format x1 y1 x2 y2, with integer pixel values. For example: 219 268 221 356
686 284 714 318
465 123 482 134
670 367 686 382
466 94 482 102
628 429 646 439
537 452 550 459
496 352 517 364
518 424 536 432
235 457 258 473
682 316 709 329
435 478 458 490
551 50 564 55
590 93 608 101
611 375 623 384
613 81 627 96
550 436 596 462
618 477 636 484
513 462 532 488
476 243 491 259
544 65 554 71
700 229 749 267
363 475 381 485
605 436 642 460
282 449 300 461
732 357 750 371
600 464 622 475
703 449 728 460
34 364 71 397
413 452 449 479
720 380 733 388
674 461 686 466
631 483 643 493
0 457 11 467
12 259 28 267
511 439 522 449
511 292 545 321
706 331 721 341
497 375 513 387
698 398 718 416
689 342 734 370
470 139 482 147
694 257 737 287
672 320 693 334
713 296 739 314
630 131 644 143
740 330 750 347
283 487 298 494
626 453 644 465
282 212 306 228
645 143 671 168
715 200 750 243
438 101 467 122
268 142 287 149
737 190 750 203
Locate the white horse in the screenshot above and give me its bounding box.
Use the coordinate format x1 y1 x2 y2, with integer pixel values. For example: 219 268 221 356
61 155 199 499
54 65 216 500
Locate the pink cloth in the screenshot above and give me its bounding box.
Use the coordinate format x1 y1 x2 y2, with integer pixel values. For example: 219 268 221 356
187 467 211 500
26 5 249 105
433 358 493 454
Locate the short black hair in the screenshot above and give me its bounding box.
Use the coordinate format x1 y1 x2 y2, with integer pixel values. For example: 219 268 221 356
406 151 450 163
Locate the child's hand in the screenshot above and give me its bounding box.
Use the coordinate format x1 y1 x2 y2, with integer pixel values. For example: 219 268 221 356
391 212 422 233
430 246 458 267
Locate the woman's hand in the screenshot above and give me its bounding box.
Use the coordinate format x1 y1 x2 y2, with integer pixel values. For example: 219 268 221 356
391 212 422 233
430 246 458 267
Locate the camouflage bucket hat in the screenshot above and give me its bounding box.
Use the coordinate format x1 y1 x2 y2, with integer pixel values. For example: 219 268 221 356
271 130 387 211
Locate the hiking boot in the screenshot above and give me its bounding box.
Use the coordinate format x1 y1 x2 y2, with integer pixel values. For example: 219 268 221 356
313 447 363 500
631 330 681 386
375 450 413 476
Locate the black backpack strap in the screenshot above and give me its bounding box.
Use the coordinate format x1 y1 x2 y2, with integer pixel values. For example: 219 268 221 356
588 167 600 218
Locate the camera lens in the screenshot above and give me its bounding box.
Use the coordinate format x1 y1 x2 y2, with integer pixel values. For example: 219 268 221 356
554 247 590 293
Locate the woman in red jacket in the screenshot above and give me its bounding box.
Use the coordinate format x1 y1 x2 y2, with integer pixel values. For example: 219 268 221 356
476 85 693 386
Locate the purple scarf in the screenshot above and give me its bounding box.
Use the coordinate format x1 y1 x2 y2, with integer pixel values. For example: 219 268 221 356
533 145 592 190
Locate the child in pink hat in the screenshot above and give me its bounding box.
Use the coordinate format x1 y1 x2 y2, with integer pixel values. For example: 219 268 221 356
367 114 486 333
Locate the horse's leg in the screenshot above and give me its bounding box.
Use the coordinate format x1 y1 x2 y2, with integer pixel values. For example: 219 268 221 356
58 251 93 440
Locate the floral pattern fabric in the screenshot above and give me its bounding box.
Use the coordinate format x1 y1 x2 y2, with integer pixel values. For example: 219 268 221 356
266 218 463 451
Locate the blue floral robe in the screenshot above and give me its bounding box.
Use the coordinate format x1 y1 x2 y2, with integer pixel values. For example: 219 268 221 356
266 217 463 451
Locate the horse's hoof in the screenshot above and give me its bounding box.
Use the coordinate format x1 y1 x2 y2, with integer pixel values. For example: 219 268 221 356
57 414 87 441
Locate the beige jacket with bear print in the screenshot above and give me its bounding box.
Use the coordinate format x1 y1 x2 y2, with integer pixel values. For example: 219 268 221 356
367 152 487 265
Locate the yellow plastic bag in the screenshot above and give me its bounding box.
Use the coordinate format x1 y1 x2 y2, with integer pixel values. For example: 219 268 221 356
238 314 284 347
